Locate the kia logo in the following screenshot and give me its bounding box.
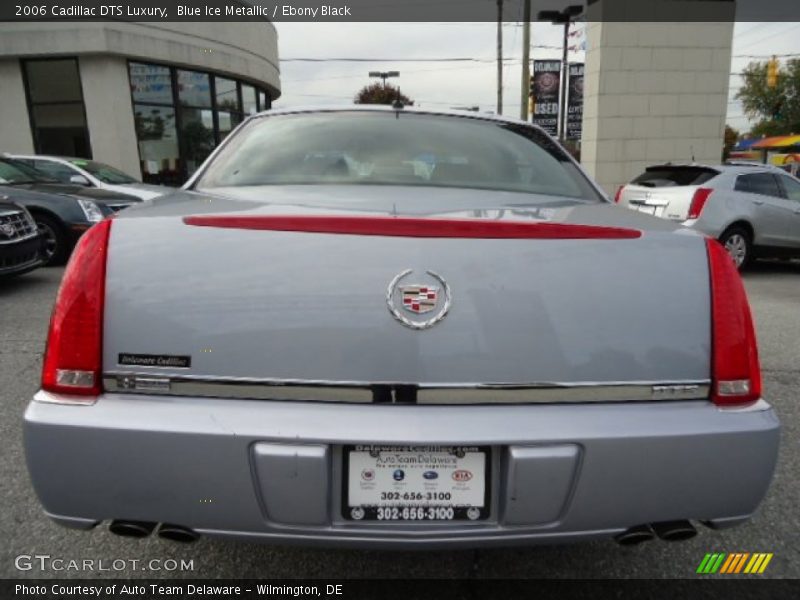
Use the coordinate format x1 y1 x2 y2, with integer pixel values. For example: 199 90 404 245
452 470 472 482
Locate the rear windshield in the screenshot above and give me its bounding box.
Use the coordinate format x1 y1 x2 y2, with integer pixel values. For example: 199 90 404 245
632 166 719 187
195 111 603 202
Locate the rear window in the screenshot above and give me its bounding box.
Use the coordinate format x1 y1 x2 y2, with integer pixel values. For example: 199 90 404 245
195 111 603 202
631 166 719 188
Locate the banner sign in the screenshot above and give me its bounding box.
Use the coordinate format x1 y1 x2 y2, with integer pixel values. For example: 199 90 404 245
531 60 561 137
567 63 584 141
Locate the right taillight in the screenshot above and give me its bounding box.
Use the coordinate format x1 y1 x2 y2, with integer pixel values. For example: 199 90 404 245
41 219 112 399
688 187 713 219
707 238 761 406
613 185 625 203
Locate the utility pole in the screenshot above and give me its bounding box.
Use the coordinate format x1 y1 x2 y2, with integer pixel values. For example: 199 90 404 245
496 0 503 115
520 0 531 121
559 20 570 141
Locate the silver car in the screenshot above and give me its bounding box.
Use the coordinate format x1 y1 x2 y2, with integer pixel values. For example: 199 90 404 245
8 155 173 201
24 107 779 549
617 163 800 268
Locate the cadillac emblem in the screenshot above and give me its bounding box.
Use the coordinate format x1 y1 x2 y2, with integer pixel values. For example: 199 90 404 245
386 269 451 330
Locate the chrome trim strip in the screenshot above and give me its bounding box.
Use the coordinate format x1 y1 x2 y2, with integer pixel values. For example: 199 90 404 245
717 398 772 413
417 384 709 404
33 390 97 406
0 232 39 245
103 373 710 404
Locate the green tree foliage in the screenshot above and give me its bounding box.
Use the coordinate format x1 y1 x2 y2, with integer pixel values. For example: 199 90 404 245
354 82 414 106
723 124 739 160
736 59 800 136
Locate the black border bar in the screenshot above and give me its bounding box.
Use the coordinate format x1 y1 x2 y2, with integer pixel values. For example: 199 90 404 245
1 0 799 23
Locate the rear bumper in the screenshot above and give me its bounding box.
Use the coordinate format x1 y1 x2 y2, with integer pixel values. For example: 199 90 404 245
0 233 44 277
24 394 779 549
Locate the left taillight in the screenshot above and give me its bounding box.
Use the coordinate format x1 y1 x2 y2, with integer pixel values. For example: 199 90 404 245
41 219 112 398
707 238 761 406
688 187 713 219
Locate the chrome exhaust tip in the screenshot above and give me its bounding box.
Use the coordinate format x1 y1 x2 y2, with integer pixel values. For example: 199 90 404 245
651 520 697 542
614 524 655 546
108 520 156 538
157 523 200 543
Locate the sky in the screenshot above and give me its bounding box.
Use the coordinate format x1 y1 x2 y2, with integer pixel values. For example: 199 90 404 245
272 21 800 134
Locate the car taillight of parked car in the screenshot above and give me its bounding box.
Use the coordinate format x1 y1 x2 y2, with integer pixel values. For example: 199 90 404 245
613 185 625 203
688 188 713 219
707 238 761 406
41 219 111 399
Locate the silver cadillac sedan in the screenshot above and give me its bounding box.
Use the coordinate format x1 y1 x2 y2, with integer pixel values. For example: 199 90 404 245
25 106 779 548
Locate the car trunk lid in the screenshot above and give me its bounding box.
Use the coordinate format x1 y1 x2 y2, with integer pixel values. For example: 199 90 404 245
102 192 711 395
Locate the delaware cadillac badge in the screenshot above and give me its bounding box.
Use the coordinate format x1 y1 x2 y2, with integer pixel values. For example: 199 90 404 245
386 269 451 330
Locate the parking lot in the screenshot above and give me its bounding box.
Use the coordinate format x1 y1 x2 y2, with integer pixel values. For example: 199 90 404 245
1 262 798 579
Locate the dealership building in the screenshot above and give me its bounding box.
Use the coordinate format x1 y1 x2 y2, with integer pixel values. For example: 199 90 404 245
0 21 280 184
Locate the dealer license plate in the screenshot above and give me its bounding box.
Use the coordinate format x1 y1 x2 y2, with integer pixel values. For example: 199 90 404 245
344 445 489 521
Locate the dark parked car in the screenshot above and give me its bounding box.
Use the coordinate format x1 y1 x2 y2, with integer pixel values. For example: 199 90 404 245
0 196 44 278
0 157 141 264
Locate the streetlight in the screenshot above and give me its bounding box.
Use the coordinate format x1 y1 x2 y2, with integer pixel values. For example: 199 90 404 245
538 4 582 142
369 71 400 87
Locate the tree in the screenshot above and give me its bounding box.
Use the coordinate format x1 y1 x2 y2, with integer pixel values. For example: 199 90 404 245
722 124 739 161
354 82 414 106
736 59 800 136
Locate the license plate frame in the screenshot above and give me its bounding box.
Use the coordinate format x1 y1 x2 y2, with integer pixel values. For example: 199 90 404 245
342 445 491 522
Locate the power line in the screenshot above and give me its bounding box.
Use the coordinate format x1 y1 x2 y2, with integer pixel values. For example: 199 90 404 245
282 57 510 63
734 22 800 52
284 61 521 84
733 52 800 59
282 50 569 63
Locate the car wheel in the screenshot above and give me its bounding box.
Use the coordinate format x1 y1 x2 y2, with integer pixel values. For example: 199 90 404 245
719 227 752 270
34 215 69 266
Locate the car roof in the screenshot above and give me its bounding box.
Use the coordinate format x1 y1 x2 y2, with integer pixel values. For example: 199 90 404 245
251 104 549 131
644 162 788 176
6 154 84 164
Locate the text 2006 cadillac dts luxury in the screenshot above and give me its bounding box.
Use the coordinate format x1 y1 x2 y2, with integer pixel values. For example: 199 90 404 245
24 107 779 548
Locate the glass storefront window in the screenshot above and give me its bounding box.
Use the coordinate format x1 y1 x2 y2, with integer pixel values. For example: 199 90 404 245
180 108 215 176
215 77 239 111
258 90 269 111
178 70 212 108
129 63 173 105
133 104 180 186
218 111 243 141
128 62 270 182
241 84 257 116
24 58 91 157
26 60 83 103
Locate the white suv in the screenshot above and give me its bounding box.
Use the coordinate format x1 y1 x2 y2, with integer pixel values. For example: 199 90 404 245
617 163 800 268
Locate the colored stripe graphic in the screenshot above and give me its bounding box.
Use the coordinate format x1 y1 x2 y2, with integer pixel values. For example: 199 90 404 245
719 554 735 573
697 553 727 574
696 554 714 574
757 554 773 574
734 553 750 573
702 553 773 574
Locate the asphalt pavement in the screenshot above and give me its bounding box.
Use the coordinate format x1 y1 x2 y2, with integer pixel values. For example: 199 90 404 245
1 263 798 579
